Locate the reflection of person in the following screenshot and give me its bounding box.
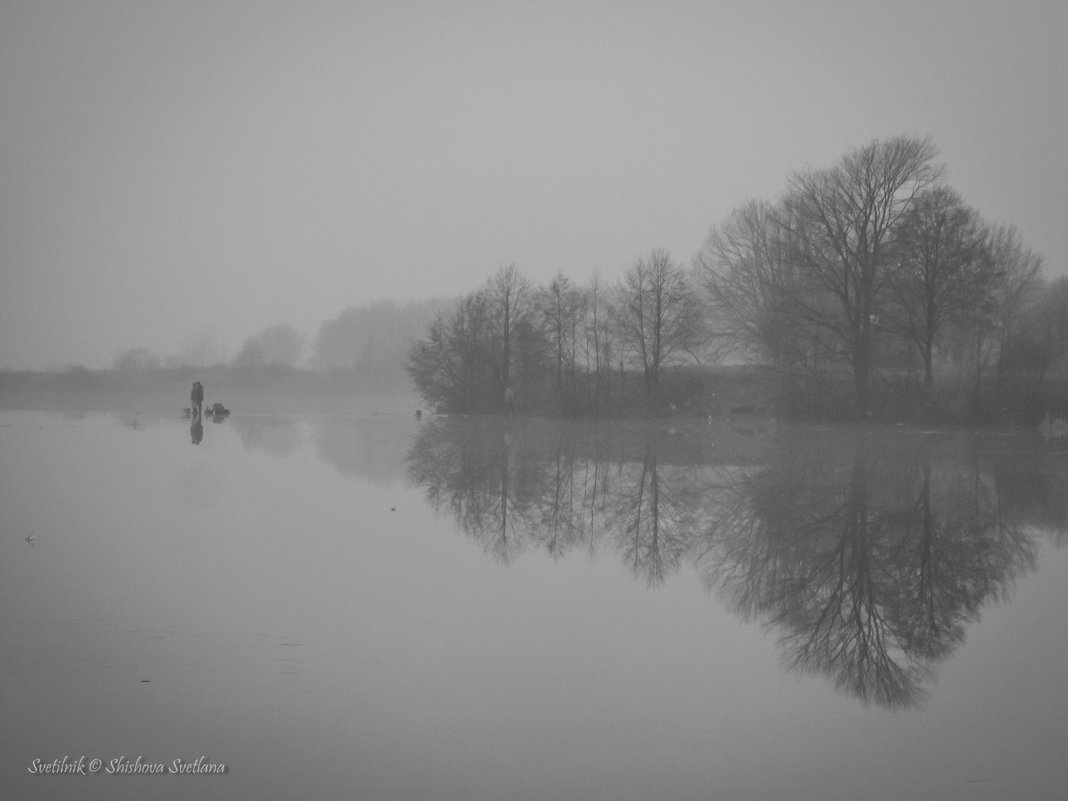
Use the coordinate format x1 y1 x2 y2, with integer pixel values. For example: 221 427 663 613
191 381 204 418
191 418 203 445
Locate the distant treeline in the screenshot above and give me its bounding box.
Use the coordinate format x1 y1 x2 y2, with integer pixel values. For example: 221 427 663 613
407 136 1068 423
108 298 451 380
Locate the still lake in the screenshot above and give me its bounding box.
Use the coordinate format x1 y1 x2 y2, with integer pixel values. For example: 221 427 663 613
2 403 1068 800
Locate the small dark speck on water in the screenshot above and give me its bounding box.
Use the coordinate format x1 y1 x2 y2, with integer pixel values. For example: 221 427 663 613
390 507 396 511
140 679 151 683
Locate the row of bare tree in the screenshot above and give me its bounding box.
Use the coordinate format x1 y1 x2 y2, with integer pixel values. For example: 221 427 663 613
697 135 1064 419
406 254 704 414
408 135 1064 419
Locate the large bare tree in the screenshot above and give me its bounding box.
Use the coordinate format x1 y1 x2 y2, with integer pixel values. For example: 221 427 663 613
694 198 809 364
696 199 777 359
783 135 941 414
234 323 306 368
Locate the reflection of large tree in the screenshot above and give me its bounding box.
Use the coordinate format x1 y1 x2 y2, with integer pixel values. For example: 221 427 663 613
407 419 1068 707
699 430 1048 707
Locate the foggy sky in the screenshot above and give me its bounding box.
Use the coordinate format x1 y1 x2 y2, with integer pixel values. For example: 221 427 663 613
2 0 1066 370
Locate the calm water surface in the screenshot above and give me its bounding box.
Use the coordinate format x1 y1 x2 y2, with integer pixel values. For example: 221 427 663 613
2 407 1067 800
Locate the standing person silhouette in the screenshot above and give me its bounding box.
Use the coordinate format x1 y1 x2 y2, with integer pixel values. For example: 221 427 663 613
191 381 204 419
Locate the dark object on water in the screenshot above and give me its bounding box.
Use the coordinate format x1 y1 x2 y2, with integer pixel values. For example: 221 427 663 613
415 409 423 419
210 403 230 416
191 381 204 417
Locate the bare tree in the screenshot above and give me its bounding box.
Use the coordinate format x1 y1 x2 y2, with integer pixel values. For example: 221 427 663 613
584 271 615 412
234 323 305 368
783 136 942 414
693 197 833 383
950 223 1043 412
184 330 226 369
695 199 788 360
313 299 446 370
407 290 495 412
113 347 161 371
487 264 535 409
537 272 586 412
887 186 983 397
1025 276 1068 376
617 248 703 410
987 224 1044 379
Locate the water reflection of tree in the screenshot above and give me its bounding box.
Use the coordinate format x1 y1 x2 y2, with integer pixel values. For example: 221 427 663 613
607 446 701 587
313 415 418 487
990 448 1068 548
698 430 1052 707
408 418 712 580
115 412 161 430
407 417 542 563
406 419 1068 707
235 417 303 458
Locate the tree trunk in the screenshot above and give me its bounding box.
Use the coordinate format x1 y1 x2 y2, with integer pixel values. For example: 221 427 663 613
922 346 934 400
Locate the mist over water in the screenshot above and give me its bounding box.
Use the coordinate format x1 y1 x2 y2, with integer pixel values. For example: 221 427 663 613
3 405 1068 799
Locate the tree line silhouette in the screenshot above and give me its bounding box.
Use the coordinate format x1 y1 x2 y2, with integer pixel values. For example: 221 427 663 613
408 136 1067 421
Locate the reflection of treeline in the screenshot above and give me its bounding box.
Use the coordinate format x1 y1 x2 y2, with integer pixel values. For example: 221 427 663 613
407 418 1068 707
699 430 1056 707
407 137 1068 422
229 413 424 487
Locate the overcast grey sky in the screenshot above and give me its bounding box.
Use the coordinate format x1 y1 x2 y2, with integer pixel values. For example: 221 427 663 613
2 0 1066 369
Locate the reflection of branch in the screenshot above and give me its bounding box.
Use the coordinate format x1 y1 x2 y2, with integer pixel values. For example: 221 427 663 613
490 434 522 565
409 420 715 580
694 429 1049 709
406 420 1062 709
608 449 694 587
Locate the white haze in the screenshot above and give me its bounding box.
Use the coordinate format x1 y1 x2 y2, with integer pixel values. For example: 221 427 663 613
2 0 1066 369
